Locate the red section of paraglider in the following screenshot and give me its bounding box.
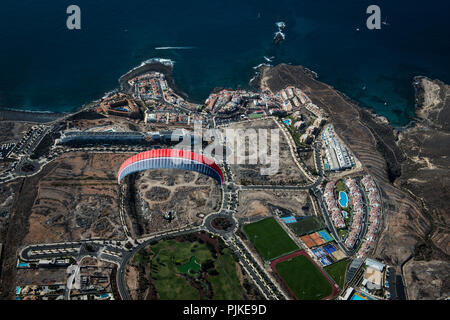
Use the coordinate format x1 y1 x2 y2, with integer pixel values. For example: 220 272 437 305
117 148 223 183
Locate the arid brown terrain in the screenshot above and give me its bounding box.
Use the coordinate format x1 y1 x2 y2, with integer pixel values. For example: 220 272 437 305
123 169 221 237
24 152 132 243
226 119 310 186
0 152 132 298
237 189 313 219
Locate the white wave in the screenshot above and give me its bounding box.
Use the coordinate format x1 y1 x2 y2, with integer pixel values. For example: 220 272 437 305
273 31 286 40
275 21 286 29
253 63 271 70
102 89 119 99
264 56 275 62
119 58 175 83
140 58 175 67
0 107 65 114
249 75 257 84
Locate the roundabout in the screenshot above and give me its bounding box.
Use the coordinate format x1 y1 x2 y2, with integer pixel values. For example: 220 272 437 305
204 213 236 236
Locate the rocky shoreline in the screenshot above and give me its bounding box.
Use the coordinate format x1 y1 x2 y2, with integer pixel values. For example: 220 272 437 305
0 109 66 123
255 63 449 299
0 60 188 124
119 60 188 100
1 61 447 299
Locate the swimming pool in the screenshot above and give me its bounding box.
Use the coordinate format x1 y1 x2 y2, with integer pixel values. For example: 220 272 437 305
338 191 349 208
17 262 29 268
351 292 375 300
282 119 292 126
351 292 367 300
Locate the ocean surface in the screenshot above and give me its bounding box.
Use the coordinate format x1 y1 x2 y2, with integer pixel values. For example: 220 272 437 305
0 0 449 126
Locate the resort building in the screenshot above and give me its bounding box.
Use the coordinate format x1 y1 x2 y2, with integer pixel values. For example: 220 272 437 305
357 175 382 257
322 125 354 171
343 177 365 249
300 133 314 145
96 93 140 119
314 117 326 128
294 121 306 131
323 181 346 229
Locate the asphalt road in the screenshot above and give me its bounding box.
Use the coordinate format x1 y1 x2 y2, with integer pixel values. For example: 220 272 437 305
14 117 363 301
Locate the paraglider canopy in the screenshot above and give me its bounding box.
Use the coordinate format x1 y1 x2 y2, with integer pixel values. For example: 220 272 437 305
117 149 223 186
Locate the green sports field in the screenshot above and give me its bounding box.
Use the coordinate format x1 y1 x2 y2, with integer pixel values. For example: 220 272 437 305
275 254 333 300
243 217 299 260
325 259 349 289
287 216 324 236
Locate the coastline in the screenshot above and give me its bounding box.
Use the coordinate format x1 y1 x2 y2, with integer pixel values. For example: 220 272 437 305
0 108 67 123
118 58 188 100
0 61 433 133
0 59 183 124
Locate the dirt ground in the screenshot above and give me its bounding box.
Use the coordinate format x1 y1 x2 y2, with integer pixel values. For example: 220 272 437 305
15 268 67 286
0 121 35 143
225 119 309 185
237 189 312 219
23 152 133 243
125 264 140 300
128 169 221 235
67 113 192 133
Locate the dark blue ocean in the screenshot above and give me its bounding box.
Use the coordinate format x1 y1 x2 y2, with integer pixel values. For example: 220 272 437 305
0 0 449 126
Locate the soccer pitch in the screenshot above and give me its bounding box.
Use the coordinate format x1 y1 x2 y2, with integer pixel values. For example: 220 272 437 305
243 217 299 260
274 254 333 300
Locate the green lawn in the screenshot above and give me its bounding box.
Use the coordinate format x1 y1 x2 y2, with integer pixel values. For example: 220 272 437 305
288 216 324 236
208 248 242 300
335 180 346 192
243 217 299 260
276 255 333 300
132 237 244 300
151 239 211 299
338 229 348 239
325 259 349 289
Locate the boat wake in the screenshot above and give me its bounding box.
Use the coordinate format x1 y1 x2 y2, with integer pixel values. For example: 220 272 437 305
155 46 196 50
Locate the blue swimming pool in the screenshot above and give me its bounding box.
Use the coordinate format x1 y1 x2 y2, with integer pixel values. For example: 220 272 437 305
282 119 292 126
351 293 367 300
338 191 349 208
351 292 376 300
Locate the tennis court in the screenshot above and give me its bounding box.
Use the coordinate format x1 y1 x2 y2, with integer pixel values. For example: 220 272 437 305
310 232 325 246
312 248 326 258
281 216 297 224
318 229 333 243
332 249 347 261
300 235 316 248
320 257 332 266
323 244 337 254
